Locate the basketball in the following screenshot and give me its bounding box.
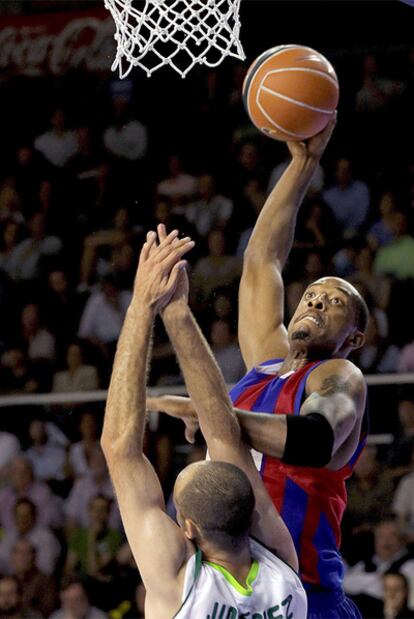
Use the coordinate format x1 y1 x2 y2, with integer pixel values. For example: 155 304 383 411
243 44 339 142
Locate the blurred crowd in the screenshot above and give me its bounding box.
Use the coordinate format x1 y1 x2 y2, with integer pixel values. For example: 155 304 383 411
0 32 413 619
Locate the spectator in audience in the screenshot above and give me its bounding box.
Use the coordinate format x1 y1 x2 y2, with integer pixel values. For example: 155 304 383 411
0 456 62 530
68 411 100 479
184 174 233 238
0 346 39 394
350 245 391 311
68 127 104 205
65 495 122 585
103 96 148 163
0 575 41 619
25 417 66 482
323 157 370 232
65 446 120 530
0 430 20 481
393 449 414 544
34 108 78 169
6 211 63 283
77 274 132 359
0 220 22 276
0 498 61 576
20 303 56 364
209 318 245 383
50 576 107 619
293 199 340 250
156 154 197 204
10 539 57 618
0 177 23 224
346 446 394 531
388 399 414 482
43 270 84 348
368 191 398 250
267 157 324 198
79 207 136 288
352 310 399 373
382 572 414 619
374 212 414 280
52 341 99 394
355 54 406 114
398 342 414 373
344 519 414 617
191 228 241 308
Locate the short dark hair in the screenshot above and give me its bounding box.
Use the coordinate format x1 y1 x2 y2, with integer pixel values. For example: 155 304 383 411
353 292 370 333
178 462 255 547
60 575 89 596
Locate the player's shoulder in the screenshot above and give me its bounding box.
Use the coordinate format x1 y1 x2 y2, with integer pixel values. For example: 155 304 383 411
306 358 366 394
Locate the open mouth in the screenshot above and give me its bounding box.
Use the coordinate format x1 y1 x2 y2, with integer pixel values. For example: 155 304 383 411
296 314 324 328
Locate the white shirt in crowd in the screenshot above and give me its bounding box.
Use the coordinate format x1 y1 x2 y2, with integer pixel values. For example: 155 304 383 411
34 131 78 168
68 441 100 478
25 443 67 482
323 180 370 231
52 365 99 393
157 174 198 200
0 432 20 469
185 195 233 238
6 236 63 282
78 291 132 344
104 120 148 161
344 553 414 606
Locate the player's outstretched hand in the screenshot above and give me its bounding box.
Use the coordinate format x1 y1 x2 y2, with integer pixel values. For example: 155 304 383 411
287 111 337 161
156 223 191 314
133 229 194 313
147 395 199 443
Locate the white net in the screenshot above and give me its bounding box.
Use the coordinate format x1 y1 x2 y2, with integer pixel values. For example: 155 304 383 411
104 0 245 78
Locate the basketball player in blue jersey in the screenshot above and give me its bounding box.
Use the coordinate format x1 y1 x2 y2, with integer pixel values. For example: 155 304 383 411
102 230 308 619
149 116 369 618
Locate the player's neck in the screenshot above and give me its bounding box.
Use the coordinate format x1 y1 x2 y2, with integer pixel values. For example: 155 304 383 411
280 345 331 373
201 540 253 586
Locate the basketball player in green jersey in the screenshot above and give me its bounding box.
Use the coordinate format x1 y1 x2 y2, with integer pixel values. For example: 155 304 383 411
101 229 307 618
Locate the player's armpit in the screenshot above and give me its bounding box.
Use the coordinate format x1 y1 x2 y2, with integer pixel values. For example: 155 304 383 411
303 359 366 470
238 259 289 369
104 452 193 601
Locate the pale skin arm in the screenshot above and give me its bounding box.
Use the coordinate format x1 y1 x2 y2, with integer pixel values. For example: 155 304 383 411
156 234 297 570
148 358 366 471
238 117 337 369
101 230 195 603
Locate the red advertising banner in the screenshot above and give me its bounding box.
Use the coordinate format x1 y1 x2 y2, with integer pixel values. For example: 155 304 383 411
0 8 116 76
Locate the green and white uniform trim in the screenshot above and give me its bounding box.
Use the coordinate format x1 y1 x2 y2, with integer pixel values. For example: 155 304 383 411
174 538 307 618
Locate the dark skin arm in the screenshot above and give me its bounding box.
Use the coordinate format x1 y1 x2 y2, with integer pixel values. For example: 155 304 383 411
147 358 366 471
238 117 336 369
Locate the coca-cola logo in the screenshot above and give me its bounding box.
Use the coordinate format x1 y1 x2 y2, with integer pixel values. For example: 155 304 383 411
0 12 116 76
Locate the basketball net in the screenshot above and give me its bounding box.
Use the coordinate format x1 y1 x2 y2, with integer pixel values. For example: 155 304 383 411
104 0 245 78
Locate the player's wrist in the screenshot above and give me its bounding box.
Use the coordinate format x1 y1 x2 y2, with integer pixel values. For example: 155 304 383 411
161 300 190 321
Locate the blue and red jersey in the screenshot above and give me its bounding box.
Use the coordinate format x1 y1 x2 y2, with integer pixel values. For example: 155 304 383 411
229 358 368 592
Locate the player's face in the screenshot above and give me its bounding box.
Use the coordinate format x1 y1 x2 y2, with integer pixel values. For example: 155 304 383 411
288 278 358 355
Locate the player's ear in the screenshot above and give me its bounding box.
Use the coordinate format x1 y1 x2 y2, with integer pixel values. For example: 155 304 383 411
183 518 199 541
348 330 365 351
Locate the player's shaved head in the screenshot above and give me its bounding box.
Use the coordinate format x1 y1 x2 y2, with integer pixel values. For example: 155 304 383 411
311 277 369 333
175 461 255 548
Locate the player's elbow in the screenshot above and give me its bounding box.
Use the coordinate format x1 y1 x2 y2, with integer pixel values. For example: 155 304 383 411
281 413 334 468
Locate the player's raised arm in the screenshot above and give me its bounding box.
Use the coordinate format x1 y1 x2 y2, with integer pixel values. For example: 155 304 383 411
158 232 297 571
100 231 195 606
239 116 336 369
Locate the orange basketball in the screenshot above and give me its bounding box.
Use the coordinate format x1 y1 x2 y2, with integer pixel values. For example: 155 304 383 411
243 44 339 142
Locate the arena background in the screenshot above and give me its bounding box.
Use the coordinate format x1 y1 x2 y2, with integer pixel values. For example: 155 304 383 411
0 1 413 617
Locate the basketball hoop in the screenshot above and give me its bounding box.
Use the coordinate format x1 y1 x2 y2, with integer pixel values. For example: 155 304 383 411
104 0 245 79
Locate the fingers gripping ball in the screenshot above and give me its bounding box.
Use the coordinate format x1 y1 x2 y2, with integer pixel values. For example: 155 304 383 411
243 44 339 142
